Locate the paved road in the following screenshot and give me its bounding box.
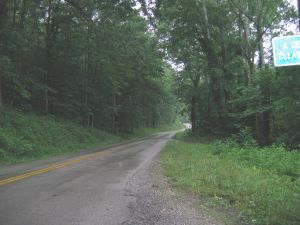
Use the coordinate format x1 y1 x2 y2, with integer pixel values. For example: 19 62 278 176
0 132 175 225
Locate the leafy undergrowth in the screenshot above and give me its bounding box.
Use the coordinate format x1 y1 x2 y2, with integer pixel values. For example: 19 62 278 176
0 109 180 166
0 109 123 165
161 132 300 225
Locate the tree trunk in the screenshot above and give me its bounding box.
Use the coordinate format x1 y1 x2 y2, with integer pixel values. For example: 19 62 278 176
238 12 243 40
262 109 271 145
0 76 2 108
243 3 253 83
0 0 6 109
84 21 91 125
91 114 94 128
13 0 17 26
202 2 210 39
0 0 6 29
257 24 265 69
44 0 53 114
45 72 49 113
191 96 197 134
112 95 118 133
20 0 26 29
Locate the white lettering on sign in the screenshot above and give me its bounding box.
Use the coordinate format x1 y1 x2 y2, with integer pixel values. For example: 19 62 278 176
291 41 300 49
272 35 300 67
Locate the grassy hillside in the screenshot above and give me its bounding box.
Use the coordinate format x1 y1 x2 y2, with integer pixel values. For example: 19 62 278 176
0 109 181 166
0 109 123 165
162 131 300 225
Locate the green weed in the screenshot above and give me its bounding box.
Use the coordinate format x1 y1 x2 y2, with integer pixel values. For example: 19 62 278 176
0 109 179 166
161 139 300 225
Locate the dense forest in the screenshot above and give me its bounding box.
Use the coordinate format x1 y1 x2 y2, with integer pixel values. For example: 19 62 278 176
0 0 300 148
154 0 300 148
0 0 179 134
1 2 299 224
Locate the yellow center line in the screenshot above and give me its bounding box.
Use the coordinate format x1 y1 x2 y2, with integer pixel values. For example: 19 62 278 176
0 150 112 186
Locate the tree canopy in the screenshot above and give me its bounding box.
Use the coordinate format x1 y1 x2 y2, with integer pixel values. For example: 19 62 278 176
0 0 179 133
155 0 299 148
0 0 299 148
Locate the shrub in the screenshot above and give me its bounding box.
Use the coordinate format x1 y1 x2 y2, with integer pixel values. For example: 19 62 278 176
0 109 122 164
162 140 300 225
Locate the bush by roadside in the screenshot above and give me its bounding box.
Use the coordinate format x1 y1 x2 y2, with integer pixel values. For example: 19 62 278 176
161 131 300 225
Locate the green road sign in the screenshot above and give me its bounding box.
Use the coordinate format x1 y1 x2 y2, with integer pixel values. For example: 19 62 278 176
272 35 300 67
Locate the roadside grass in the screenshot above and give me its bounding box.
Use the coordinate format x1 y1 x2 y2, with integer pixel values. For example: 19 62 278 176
0 109 122 165
0 109 180 166
175 130 216 143
161 132 300 225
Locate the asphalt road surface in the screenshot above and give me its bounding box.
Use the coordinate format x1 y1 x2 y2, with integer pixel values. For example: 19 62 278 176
0 132 176 225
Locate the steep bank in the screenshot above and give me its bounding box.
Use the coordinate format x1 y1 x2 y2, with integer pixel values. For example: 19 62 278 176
0 109 180 166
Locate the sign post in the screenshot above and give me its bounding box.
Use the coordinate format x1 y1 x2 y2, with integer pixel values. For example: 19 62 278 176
272 35 300 67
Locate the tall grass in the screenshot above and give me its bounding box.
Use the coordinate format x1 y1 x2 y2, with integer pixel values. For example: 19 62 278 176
161 136 300 225
0 109 123 165
0 109 181 166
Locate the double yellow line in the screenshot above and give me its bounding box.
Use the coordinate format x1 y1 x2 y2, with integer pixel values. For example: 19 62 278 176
0 150 111 187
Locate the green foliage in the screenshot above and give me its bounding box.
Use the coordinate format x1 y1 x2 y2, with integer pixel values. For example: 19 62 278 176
0 108 122 165
156 0 299 147
0 0 179 135
2 0 297 148
0 108 181 165
175 130 215 143
272 66 300 148
162 139 300 225
229 127 257 148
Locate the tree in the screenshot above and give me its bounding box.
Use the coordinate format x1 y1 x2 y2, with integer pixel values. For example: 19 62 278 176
155 0 298 147
0 0 180 133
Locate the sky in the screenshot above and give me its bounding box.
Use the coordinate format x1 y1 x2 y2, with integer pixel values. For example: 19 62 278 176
279 0 298 35
290 0 298 8
289 0 298 29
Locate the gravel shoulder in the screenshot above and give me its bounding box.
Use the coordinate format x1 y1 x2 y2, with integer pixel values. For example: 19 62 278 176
123 154 224 225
